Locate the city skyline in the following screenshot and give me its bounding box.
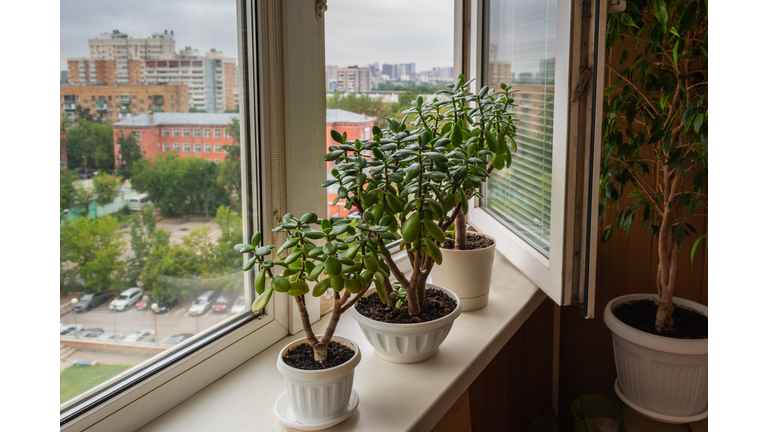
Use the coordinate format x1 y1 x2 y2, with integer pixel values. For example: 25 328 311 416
61 0 454 73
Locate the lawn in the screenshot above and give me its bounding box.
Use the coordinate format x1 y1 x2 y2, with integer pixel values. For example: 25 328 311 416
60 363 132 404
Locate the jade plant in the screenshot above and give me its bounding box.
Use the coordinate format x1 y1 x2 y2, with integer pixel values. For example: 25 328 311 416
235 213 391 361
600 0 707 331
320 75 518 316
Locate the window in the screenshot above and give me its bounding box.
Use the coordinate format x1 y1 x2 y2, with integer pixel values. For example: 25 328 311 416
204 128 211 138
133 131 140 139
204 144 211 153
163 143 170 152
463 0 604 315
172 128 179 137
214 144 222 153
173 143 180 151
162 128 169 137
225 129 231 138
214 129 221 138
194 128 200 137
183 128 190 137
133 104 137 109
141 109 144 113
60 1 335 430
194 143 201 153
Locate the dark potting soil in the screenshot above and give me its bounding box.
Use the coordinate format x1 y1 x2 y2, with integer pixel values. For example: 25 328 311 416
442 232 495 251
283 342 355 370
613 299 708 339
355 287 457 324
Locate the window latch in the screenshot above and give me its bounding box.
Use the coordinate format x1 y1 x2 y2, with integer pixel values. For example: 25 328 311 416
570 68 591 103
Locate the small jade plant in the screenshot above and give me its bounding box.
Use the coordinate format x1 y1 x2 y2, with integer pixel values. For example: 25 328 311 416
321 75 518 316
235 211 393 361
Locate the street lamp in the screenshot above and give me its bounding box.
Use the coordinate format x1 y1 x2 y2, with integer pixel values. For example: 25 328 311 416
151 303 159 345
110 300 118 341
70 298 79 338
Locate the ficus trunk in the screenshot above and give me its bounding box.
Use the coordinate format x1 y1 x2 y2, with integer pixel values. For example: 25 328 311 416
654 166 682 332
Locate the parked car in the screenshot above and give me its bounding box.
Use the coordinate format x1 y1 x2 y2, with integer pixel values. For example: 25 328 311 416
80 328 105 338
60 324 84 336
188 290 218 316
136 293 152 310
77 169 98 179
212 293 235 314
97 332 125 341
230 296 246 315
153 298 180 314
109 287 143 311
73 291 112 313
124 330 156 343
166 334 194 345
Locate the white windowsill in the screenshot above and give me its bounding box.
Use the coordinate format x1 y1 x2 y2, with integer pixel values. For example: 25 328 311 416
139 252 546 432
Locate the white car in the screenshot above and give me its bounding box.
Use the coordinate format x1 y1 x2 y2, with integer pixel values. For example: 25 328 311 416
230 296 246 315
110 287 143 311
188 290 218 316
124 329 156 343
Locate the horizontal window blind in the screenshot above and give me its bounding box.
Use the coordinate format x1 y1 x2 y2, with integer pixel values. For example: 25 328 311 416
482 0 557 257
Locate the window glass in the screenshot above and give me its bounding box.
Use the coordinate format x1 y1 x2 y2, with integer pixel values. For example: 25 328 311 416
481 0 557 256
204 129 210 138
60 0 246 408
214 129 221 138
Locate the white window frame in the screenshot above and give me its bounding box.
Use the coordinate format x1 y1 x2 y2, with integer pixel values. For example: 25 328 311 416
204 128 211 138
460 0 604 316
214 128 222 138
173 143 180 152
163 143 169 152
60 2 326 430
194 143 201 153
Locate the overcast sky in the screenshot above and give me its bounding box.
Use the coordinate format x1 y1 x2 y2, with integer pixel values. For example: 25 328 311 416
60 0 454 72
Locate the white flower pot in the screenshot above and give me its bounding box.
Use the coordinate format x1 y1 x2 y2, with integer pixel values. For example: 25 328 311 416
430 233 496 311
275 335 361 425
350 284 462 363
604 294 707 422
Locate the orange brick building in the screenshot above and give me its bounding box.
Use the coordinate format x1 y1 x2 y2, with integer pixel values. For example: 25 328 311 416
112 112 238 166
325 109 376 218
60 85 188 121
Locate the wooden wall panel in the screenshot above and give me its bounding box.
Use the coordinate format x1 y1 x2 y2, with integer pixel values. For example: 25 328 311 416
463 299 554 432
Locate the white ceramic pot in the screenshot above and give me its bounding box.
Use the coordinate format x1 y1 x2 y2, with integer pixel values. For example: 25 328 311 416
430 233 496 311
276 335 361 425
350 284 462 363
604 294 707 421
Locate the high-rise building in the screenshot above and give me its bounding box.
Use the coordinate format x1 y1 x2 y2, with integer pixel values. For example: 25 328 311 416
60 85 188 120
337 66 371 93
325 65 338 91
382 64 394 79
405 63 416 76
60 71 68 84
67 31 237 113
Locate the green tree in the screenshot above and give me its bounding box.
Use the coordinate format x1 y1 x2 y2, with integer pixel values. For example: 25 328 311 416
60 215 126 293
126 204 170 286
116 132 143 179
92 172 123 207
60 168 79 213
217 117 242 210
66 121 115 172
224 107 240 113
188 106 207 113
327 93 399 130
132 153 228 218
61 114 74 133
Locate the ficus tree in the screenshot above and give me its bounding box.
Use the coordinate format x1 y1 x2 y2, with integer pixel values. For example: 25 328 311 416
600 0 707 331
236 212 389 361
319 75 518 315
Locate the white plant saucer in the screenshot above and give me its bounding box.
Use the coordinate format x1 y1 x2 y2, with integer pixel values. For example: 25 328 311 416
273 389 359 431
614 378 708 424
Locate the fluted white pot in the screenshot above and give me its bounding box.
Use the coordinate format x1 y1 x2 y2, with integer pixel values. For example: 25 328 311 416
430 233 496 311
276 335 361 425
604 294 707 422
350 284 462 363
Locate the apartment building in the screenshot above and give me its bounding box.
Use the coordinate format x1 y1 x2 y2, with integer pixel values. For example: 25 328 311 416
60 85 188 121
112 112 238 166
67 31 238 113
337 66 371 93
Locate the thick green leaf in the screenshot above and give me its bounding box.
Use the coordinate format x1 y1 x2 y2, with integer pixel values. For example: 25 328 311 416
287 281 310 296
243 256 257 271
401 212 421 243
254 269 266 294
425 238 443 265
312 278 331 297
330 130 344 144
250 232 261 248
251 287 273 312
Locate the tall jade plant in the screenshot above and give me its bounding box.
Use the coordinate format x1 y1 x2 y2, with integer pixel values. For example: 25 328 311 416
600 0 707 331
322 75 518 315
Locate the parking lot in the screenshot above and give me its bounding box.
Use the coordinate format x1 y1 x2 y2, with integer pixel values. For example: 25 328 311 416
60 294 240 345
